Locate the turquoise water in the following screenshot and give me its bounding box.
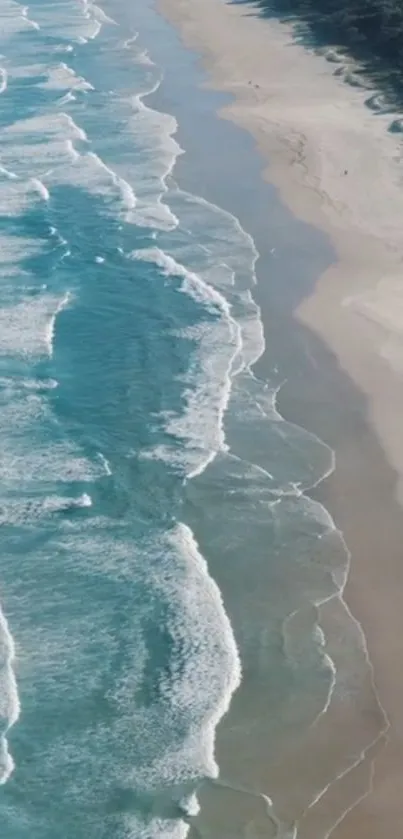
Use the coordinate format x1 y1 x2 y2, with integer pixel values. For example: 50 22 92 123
0 1 383 837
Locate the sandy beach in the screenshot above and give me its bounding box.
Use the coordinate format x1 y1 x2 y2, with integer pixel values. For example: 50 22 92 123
157 0 403 835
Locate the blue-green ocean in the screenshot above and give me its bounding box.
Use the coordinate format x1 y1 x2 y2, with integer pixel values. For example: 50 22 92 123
0 1 384 837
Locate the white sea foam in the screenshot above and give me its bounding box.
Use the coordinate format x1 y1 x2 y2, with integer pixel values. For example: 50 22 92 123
130 247 242 476
58 91 76 105
87 19 101 40
0 112 140 207
56 520 241 804
135 49 154 67
0 165 17 180
21 4 39 29
51 43 74 54
45 291 72 357
130 247 235 315
0 493 92 526
26 0 103 42
0 609 20 785
30 177 50 201
39 62 94 92
0 52 181 239
97 451 112 475
167 188 264 370
47 491 93 510
1 112 89 186
0 181 40 217
94 73 181 230
86 151 136 214
153 522 241 778
0 292 71 359
0 67 7 94
0 172 60 215
0 376 58 393
65 138 79 162
46 148 138 211
0 136 79 173
0 387 101 502
0 0 39 38
2 112 84 140
91 2 116 25
62 112 88 142
0 443 101 486
122 33 139 50
125 89 181 230
0 234 46 277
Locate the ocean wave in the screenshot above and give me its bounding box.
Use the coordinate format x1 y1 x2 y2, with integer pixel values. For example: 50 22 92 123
79 68 181 230
126 87 181 230
0 609 19 786
0 0 39 39
0 0 242 813
131 247 242 477
0 292 70 359
128 187 266 478
0 444 102 487
0 109 141 215
0 179 49 216
0 234 46 278
0 376 58 393
0 493 92 527
129 246 235 315
0 111 89 183
96 451 112 475
90 1 116 26
139 184 334 505
49 520 240 812
39 62 94 92
86 151 136 214
121 32 138 50
44 291 71 357
20 4 39 30
164 187 264 369
0 67 7 94
30 177 50 201
0 165 17 180
2 111 86 140
25 0 106 43
0 28 181 239
54 73 181 229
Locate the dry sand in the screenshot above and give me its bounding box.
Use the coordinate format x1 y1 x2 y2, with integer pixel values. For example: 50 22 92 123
157 0 403 835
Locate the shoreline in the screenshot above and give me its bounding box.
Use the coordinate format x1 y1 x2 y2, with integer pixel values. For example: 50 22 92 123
156 0 403 835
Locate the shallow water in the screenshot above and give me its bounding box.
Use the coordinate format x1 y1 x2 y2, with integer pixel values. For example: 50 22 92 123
0 1 385 836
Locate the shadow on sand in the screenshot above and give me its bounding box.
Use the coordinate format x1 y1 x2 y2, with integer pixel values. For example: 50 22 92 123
230 0 403 123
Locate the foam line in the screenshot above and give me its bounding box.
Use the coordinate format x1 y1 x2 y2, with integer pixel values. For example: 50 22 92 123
0 68 7 94
0 609 20 785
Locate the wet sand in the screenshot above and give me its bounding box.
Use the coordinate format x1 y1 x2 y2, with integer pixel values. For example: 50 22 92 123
157 0 403 835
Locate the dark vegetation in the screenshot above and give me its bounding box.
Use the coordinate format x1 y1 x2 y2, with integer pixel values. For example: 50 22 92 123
234 0 403 107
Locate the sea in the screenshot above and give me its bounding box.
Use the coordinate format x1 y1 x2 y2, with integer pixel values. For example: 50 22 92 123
0 1 385 837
